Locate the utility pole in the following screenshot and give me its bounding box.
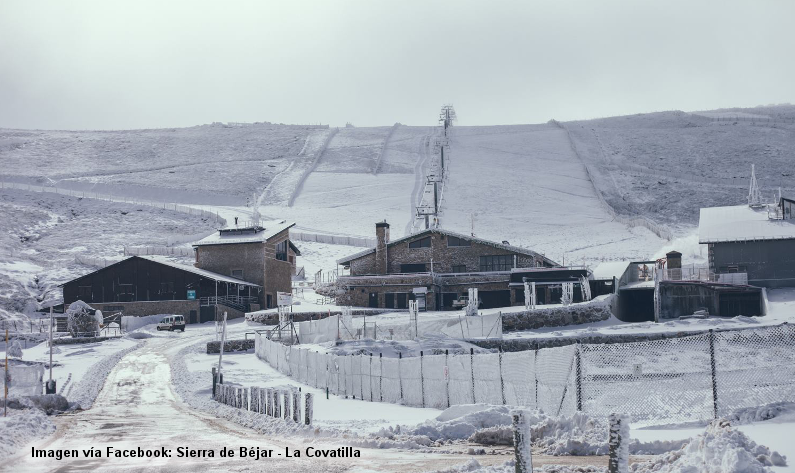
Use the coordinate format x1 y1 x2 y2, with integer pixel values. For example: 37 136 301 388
46 307 56 394
217 312 228 383
4 329 7 417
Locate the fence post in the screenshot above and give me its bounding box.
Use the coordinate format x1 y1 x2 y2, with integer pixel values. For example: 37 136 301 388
369 353 373 402
708 330 719 419
512 410 533 473
470 347 476 403
304 393 313 425
379 353 383 402
420 350 425 408
575 344 583 411
284 391 291 421
445 350 450 408
499 346 506 405
293 391 300 423
608 413 630 473
274 390 281 418
534 344 539 410
398 352 404 402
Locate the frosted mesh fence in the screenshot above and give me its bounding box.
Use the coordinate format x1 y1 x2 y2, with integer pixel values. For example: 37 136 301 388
296 315 339 344
713 324 795 416
473 353 503 405
255 324 795 424
423 355 448 409
536 344 577 416
581 333 715 425
448 354 475 405
502 351 535 407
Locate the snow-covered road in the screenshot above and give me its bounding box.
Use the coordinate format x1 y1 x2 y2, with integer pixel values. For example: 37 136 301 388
2 333 511 472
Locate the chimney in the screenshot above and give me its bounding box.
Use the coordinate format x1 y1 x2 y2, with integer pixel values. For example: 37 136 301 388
666 251 682 269
375 221 390 274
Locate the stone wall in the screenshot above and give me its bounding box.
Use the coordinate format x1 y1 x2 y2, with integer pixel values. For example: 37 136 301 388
246 308 389 325
195 241 267 287
206 338 255 354
500 295 614 332
53 335 122 345
88 300 201 320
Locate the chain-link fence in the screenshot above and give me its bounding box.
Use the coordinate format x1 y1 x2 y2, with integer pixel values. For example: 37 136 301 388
255 323 795 425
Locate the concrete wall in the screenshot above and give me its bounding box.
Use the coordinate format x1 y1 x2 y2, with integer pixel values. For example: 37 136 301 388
500 296 613 332
710 239 795 287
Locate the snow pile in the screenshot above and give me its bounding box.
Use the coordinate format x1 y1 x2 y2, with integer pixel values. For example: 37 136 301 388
726 402 795 425
7 340 23 358
426 459 606 473
395 405 688 456
631 420 787 473
121 314 165 332
0 408 56 459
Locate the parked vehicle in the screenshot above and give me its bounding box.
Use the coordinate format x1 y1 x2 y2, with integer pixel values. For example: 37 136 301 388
156 315 185 332
451 295 482 310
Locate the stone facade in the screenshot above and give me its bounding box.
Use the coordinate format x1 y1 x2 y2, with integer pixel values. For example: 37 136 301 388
86 300 201 320
347 228 546 276
206 338 255 354
194 228 293 308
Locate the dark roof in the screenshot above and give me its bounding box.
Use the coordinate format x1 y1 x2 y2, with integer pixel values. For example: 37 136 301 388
509 267 589 285
337 228 558 266
289 240 301 256
60 255 261 288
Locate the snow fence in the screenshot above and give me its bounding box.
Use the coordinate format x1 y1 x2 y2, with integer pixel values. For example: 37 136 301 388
256 323 795 426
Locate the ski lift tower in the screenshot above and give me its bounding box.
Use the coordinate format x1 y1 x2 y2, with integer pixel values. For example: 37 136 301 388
439 105 457 137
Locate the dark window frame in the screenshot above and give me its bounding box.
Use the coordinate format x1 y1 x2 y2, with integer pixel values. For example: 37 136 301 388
275 240 288 261
231 269 244 279
447 235 471 247
400 263 427 273
408 236 432 249
451 264 467 273
479 255 513 272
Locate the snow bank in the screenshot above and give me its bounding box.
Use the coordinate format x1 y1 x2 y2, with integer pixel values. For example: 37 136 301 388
394 405 688 456
121 314 164 332
0 409 56 459
631 420 787 473
425 459 606 473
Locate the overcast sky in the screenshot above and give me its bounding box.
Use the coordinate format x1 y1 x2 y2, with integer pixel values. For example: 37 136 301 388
1 1 793 130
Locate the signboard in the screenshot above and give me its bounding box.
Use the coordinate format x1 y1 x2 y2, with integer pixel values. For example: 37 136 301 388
187 290 196 300
277 291 293 307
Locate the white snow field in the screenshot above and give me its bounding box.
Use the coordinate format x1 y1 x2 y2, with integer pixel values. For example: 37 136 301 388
0 188 217 322
441 124 664 265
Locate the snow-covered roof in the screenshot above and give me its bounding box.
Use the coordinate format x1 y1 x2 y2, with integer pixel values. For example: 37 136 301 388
592 261 632 280
337 228 559 266
698 205 795 243
136 256 261 286
193 220 295 247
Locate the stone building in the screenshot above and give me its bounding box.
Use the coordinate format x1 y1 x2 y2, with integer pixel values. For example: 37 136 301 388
193 220 297 309
335 222 559 310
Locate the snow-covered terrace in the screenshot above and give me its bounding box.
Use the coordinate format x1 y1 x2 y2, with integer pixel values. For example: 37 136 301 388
699 204 795 243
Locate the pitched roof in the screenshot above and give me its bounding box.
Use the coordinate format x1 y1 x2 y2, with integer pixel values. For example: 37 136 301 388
337 228 558 266
699 205 795 243
60 255 261 287
193 220 295 247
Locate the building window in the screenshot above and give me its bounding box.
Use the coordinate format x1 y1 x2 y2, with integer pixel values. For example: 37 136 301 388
400 263 427 273
160 282 174 293
451 264 467 273
385 293 395 308
479 255 513 272
275 240 288 261
118 284 134 302
408 237 431 249
447 236 471 247
231 269 244 279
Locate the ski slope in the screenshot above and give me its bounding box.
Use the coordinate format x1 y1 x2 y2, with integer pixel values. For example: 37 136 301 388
441 124 663 265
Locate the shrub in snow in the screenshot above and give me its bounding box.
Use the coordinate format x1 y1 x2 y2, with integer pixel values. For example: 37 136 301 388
66 300 99 337
6 340 23 358
631 420 787 473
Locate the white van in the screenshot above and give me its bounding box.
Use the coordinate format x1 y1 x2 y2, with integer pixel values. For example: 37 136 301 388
156 315 185 332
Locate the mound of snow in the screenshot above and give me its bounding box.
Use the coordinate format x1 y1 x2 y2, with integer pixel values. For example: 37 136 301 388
631 420 787 473
0 409 56 459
